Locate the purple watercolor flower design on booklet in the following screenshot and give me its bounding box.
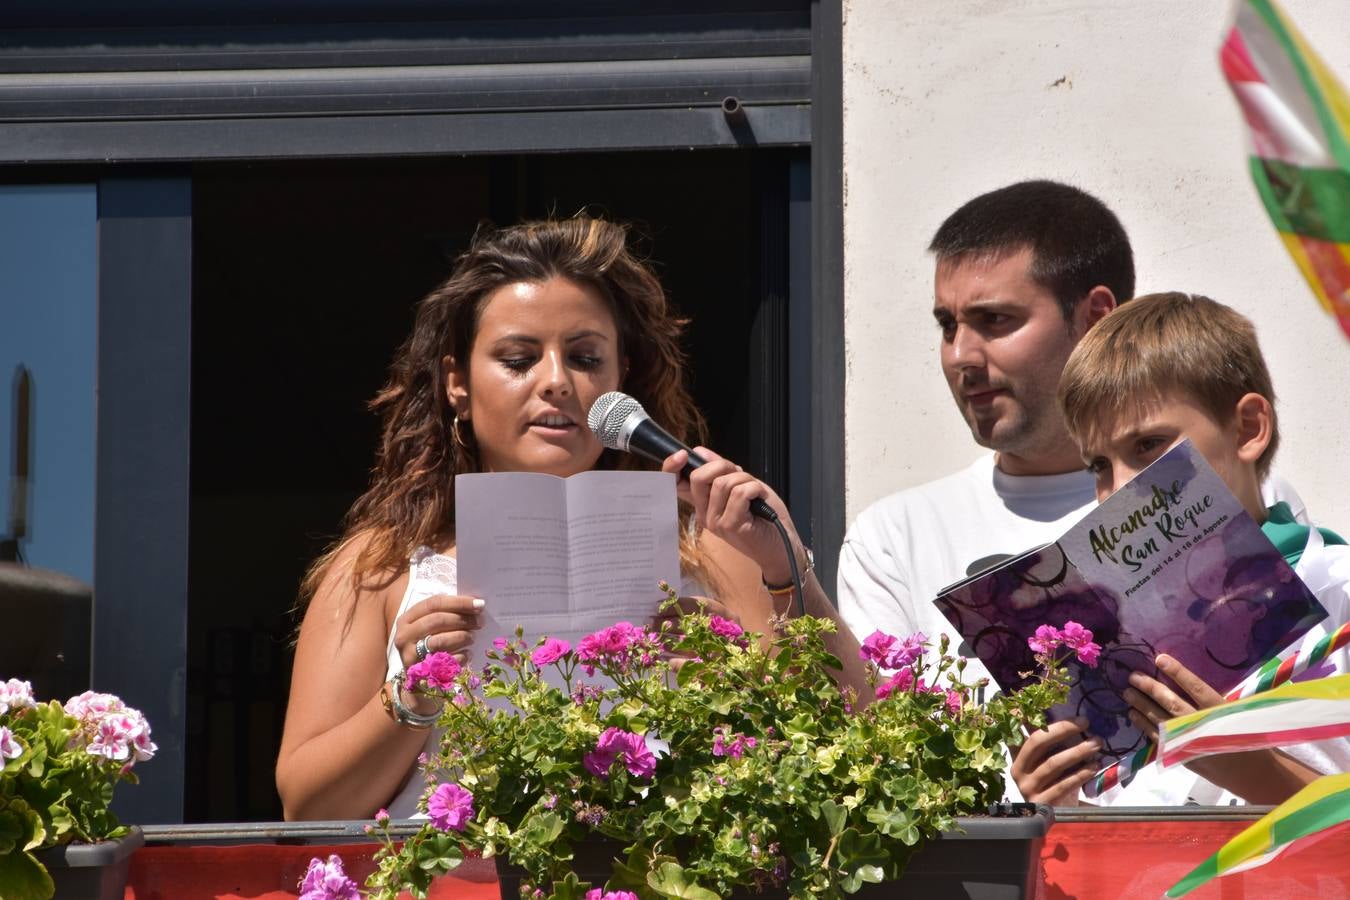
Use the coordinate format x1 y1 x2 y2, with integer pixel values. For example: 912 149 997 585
935 439 1326 760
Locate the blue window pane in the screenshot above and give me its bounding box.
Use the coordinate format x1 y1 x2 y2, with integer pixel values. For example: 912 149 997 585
0 184 98 584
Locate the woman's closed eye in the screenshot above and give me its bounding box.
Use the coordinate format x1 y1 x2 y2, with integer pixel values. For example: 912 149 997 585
497 352 606 374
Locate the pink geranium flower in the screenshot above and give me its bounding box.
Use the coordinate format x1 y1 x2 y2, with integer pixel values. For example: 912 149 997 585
1027 624 1060 657
64 691 123 723
298 854 360 900
0 726 22 760
576 622 663 676
586 891 640 900
708 616 744 640
531 637 571 667
427 782 475 833
859 631 926 670
406 652 461 692
1027 622 1101 668
711 726 758 760
0 679 35 715
584 727 656 780
492 637 521 666
84 708 156 763
874 669 962 716
873 667 915 700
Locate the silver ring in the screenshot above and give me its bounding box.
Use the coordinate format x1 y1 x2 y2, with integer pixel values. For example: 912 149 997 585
415 636 431 662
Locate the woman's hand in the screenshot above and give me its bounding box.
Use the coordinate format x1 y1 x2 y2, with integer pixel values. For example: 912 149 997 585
393 594 485 669
662 447 805 585
1009 719 1101 806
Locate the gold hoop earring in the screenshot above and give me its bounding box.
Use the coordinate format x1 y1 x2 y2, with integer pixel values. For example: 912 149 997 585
452 414 475 457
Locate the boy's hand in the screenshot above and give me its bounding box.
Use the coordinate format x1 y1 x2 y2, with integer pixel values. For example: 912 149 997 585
1009 718 1102 805
1123 653 1224 741
1126 652 1322 803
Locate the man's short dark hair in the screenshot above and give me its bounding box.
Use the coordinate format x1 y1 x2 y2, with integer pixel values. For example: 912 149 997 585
928 180 1135 319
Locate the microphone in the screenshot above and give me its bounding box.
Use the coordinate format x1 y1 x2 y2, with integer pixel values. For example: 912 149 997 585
587 391 777 522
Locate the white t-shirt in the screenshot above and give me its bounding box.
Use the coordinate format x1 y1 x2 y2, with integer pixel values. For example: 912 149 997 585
838 454 1097 686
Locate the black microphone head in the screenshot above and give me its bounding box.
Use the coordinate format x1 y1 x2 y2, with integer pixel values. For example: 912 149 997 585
587 391 647 451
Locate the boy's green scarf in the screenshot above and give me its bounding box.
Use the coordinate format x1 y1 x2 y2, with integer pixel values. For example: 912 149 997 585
1262 501 1347 566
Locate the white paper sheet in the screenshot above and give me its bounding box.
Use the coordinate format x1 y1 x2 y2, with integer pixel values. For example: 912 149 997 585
455 470 681 650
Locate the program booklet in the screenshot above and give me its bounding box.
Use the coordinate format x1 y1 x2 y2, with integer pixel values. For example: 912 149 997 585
455 470 681 650
934 440 1327 760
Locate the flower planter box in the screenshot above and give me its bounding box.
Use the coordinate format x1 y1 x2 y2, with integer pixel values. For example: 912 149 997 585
495 806 1053 900
33 826 145 900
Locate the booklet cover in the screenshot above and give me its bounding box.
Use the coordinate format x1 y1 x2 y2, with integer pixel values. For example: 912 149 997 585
934 440 1327 760
455 470 681 649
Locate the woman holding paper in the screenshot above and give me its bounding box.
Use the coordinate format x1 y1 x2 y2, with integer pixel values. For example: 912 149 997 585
276 217 849 821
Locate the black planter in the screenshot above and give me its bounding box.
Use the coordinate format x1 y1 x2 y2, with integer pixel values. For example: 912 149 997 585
32 826 145 900
496 806 1052 899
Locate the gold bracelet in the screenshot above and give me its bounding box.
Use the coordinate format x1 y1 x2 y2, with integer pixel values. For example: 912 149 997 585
379 681 399 723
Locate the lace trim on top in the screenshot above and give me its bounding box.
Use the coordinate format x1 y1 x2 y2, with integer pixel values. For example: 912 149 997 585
384 548 458 680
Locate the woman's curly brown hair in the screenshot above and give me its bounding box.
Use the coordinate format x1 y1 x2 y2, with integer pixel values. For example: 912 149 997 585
300 216 710 610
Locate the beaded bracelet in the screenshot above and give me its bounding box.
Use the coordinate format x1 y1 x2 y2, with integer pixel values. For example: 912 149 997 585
762 546 815 595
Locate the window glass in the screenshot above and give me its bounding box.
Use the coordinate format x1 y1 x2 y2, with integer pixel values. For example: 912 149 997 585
0 183 98 700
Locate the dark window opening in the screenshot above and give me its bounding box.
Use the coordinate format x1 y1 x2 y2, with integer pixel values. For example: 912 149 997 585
186 149 795 821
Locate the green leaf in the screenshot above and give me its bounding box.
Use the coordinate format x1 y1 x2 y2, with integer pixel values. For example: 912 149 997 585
840 863 885 893
923 730 955 759
865 802 920 845
547 871 590 900
834 829 890 894
819 800 847 837
415 832 464 872
953 729 984 754
0 848 55 900
521 812 564 847
781 713 819 739
608 849 657 894
675 661 707 688
646 861 720 900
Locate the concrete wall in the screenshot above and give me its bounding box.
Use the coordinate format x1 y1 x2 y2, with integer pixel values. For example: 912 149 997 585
841 0 1350 529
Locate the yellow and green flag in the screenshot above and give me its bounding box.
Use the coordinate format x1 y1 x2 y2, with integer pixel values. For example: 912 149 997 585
1166 773 1350 897
1221 0 1350 339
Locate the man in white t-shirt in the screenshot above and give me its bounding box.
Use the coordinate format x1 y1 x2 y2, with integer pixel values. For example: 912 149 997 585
835 180 1306 804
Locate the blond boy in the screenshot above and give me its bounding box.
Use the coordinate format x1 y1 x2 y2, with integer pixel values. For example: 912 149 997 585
1012 292 1350 806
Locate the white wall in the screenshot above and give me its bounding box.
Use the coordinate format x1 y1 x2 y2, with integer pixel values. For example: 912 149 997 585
841 0 1350 529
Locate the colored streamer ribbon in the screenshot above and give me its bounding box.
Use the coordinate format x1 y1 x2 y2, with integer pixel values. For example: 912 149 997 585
1221 0 1350 341
1083 620 1350 799
1159 673 1350 767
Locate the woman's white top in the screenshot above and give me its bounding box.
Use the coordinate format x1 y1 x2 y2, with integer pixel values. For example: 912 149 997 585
382 548 459 818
